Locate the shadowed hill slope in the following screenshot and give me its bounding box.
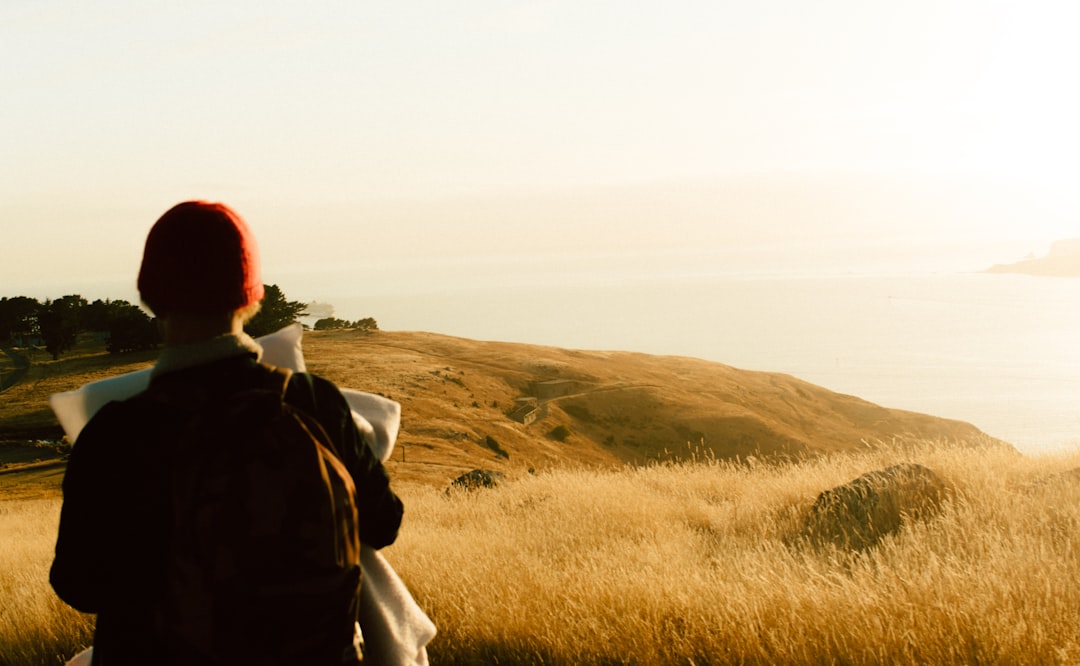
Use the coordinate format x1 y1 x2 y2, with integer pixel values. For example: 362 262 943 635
0 329 999 488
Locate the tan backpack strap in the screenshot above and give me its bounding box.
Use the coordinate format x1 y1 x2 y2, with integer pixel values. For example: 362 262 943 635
260 363 294 399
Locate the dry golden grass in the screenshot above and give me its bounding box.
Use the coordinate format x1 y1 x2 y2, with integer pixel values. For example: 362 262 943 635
3 440 1080 664
0 498 93 666
383 441 1080 665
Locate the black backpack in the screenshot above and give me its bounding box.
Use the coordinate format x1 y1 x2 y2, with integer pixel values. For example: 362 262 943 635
150 365 362 665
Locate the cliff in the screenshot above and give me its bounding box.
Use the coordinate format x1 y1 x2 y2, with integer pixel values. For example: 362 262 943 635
986 239 1080 277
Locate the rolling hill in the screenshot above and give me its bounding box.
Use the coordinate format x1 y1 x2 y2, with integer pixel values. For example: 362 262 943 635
0 329 998 488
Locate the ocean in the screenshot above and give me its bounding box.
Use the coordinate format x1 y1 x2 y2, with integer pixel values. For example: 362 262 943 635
276 244 1080 456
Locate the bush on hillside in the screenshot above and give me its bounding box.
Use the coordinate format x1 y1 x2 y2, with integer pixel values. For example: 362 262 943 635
547 425 571 442
314 316 378 332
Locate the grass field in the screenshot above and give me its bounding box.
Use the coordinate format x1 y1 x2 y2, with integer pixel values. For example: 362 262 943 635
4 439 1079 665
0 497 93 666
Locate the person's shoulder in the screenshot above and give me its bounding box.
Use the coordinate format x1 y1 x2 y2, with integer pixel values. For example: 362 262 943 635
69 391 157 461
285 371 348 408
292 371 342 393
81 393 148 435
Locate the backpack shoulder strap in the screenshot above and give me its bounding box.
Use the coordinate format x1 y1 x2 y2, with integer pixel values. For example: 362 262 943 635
262 364 342 454
258 363 293 400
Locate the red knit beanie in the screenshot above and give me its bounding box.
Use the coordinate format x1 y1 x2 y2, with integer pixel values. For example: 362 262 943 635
137 201 264 316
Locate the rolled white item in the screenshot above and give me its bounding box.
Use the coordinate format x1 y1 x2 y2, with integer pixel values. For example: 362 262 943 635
340 390 435 665
49 367 152 443
340 390 400 463
48 323 307 443
358 546 436 666
258 322 307 372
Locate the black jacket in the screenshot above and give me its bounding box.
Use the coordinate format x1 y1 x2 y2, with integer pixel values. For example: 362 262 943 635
50 354 403 663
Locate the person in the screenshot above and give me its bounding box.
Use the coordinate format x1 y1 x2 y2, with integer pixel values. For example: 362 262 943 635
50 201 404 664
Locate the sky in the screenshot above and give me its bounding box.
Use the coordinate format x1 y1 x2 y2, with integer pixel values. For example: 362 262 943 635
4 0 1080 301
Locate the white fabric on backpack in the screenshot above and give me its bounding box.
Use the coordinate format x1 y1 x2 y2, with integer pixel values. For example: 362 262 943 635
340 389 400 464
64 647 91 666
54 324 435 666
49 323 307 443
341 390 436 665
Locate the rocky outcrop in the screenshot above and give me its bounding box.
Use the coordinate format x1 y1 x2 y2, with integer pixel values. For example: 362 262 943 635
802 463 949 550
449 469 507 492
986 239 1080 277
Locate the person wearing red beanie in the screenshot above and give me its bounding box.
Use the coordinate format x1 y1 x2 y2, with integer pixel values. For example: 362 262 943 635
138 201 265 317
51 202 404 665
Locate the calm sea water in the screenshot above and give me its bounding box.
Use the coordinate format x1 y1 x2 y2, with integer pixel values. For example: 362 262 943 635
279 249 1080 455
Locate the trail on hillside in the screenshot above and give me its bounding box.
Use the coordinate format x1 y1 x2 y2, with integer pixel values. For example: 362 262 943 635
0 346 29 392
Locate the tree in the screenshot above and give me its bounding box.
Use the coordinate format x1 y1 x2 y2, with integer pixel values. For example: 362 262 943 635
38 295 86 359
0 296 41 343
313 316 378 332
314 317 350 331
106 302 159 353
354 317 378 332
244 284 308 338
82 298 121 332
74 298 159 353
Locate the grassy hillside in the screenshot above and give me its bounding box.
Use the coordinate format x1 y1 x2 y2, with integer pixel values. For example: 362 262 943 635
2 330 1070 665
303 329 994 485
1 329 997 487
0 341 157 442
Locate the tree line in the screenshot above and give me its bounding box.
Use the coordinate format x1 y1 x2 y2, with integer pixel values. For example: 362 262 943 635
0 285 376 360
0 295 155 360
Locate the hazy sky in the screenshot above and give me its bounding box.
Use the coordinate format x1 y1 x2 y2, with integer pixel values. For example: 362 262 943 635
4 0 1080 297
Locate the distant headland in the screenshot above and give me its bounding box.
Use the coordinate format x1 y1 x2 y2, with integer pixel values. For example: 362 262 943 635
986 239 1080 277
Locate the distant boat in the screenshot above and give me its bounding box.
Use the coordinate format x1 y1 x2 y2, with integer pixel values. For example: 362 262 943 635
302 302 334 321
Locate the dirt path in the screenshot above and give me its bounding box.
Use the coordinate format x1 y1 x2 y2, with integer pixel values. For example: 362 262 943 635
0 346 29 392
